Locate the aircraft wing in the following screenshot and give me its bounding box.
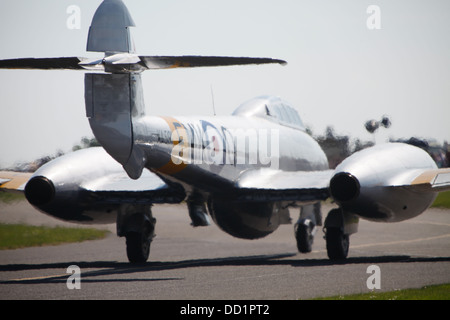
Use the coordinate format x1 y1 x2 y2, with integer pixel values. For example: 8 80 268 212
407 168 450 192
232 166 450 203
233 168 334 202
0 168 184 205
79 169 185 205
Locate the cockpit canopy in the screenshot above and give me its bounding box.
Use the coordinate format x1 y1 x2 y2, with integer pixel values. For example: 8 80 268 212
232 96 305 130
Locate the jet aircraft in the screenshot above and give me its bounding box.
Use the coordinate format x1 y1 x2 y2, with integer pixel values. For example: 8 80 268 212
1 0 450 263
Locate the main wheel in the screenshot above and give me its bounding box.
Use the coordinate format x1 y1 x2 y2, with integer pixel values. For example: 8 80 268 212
126 231 150 263
325 227 349 260
295 219 315 253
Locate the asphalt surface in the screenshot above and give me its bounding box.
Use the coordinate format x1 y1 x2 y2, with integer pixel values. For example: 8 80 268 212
0 201 449 300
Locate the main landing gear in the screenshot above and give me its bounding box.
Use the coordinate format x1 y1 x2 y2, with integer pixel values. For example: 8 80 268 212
324 225 349 260
117 204 156 263
323 208 358 260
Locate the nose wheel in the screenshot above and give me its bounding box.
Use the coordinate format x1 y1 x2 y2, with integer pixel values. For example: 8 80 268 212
295 219 316 253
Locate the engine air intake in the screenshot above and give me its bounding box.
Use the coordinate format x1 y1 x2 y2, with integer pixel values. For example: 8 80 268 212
329 172 360 202
25 176 55 206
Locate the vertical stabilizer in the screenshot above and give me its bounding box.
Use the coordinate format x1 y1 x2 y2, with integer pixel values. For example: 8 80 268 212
87 0 136 53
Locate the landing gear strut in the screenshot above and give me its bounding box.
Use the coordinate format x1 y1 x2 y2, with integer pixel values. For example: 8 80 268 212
187 193 210 227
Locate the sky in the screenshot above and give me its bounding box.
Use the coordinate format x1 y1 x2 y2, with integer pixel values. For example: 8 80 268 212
1 0 449 167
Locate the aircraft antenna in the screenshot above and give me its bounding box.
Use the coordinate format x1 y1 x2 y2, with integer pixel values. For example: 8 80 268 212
210 84 217 116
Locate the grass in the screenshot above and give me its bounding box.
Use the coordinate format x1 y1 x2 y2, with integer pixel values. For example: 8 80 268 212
431 190 450 209
0 191 25 204
0 223 109 250
314 283 450 300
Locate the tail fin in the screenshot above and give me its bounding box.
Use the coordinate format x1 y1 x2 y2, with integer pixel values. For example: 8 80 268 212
87 0 136 54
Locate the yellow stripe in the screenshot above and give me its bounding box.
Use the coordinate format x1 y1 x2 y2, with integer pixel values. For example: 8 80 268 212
0 171 31 190
349 233 450 249
156 117 188 175
10 273 68 282
311 233 450 254
167 60 191 69
411 168 450 185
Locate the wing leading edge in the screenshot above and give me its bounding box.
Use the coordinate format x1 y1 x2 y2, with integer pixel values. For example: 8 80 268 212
232 166 450 203
234 168 334 202
409 168 450 192
80 169 185 205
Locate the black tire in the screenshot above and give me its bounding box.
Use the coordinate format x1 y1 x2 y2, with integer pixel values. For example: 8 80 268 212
325 227 349 260
126 231 150 263
295 221 314 253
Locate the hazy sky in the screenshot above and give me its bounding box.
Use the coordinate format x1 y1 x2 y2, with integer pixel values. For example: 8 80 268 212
1 0 449 167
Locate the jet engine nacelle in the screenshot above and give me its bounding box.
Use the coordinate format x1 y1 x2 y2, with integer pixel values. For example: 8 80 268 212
329 143 438 222
24 148 123 223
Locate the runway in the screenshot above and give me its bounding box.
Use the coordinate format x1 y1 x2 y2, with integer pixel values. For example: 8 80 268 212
0 201 449 300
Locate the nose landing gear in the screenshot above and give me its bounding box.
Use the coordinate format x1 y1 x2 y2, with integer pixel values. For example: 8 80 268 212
295 203 321 253
295 219 316 253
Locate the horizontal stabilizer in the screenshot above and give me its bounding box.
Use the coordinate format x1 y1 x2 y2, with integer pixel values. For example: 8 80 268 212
139 55 287 69
0 57 85 70
0 54 286 73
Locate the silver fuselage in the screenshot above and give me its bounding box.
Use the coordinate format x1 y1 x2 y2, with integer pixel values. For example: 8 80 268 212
134 114 328 194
